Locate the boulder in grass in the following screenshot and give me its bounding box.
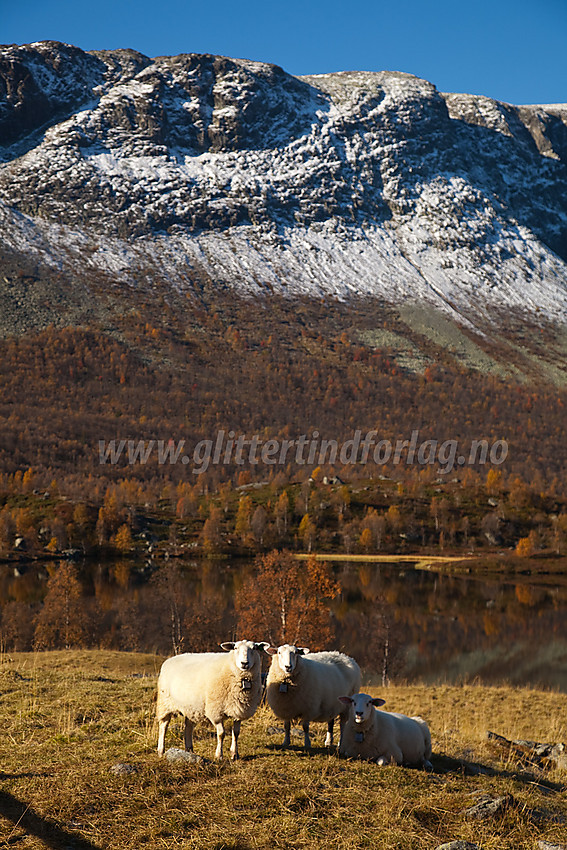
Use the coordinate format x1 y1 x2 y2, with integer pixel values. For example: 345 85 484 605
165 747 203 764
487 732 567 770
436 843 479 850
109 763 138 776
464 793 514 820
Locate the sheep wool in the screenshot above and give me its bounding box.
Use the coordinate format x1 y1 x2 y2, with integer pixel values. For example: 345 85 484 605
156 640 268 760
339 692 432 767
266 644 361 749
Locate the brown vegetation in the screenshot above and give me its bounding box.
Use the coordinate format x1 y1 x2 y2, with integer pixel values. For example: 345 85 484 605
1 294 567 662
0 650 565 850
235 550 340 648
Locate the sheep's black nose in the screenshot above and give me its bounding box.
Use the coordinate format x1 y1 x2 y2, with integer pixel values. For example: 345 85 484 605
241 661 249 669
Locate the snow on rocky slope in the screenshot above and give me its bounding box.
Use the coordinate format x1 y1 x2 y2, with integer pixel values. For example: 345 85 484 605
1 41 567 330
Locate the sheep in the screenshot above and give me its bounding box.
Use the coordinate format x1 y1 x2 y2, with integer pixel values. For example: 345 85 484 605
156 639 269 760
265 644 361 749
338 692 432 768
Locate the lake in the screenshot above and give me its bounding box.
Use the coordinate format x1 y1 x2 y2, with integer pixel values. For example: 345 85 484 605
1 555 566 691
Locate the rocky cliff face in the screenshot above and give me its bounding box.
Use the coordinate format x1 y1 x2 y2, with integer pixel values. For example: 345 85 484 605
1 40 567 332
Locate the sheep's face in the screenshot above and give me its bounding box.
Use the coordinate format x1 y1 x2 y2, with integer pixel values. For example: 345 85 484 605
221 639 269 671
273 644 309 676
340 692 386 724
234 641 255 671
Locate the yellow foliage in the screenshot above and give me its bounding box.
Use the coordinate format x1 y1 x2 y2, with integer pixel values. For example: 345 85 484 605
113 524 133 553
46 536 59 553
515 536 534 558
359 527 373 552
486 468 502 495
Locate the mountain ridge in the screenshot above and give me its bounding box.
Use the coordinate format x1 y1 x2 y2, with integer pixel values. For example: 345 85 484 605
1 41 567 354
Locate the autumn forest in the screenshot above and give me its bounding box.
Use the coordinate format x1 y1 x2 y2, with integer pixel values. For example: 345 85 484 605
1 290 567 656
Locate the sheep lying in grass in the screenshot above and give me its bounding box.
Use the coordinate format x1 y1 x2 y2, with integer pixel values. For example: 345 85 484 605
156 640 269 760
266 644 361 749
338 692 432 768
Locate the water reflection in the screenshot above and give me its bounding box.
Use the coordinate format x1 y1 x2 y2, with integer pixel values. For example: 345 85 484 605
1 557 566 691
336 563 567 691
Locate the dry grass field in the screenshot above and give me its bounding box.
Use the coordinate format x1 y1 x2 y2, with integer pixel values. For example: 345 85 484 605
0 650 566 849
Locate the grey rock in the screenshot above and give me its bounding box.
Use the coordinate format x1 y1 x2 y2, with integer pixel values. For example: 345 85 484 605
537 842 567 850
436 843 479 850
464 793 514 820
462 762 483 776
164 747 202 764
487 732 567 770
109 762 138 776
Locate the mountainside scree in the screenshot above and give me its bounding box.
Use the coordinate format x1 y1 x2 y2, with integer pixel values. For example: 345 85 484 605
1 41 567 332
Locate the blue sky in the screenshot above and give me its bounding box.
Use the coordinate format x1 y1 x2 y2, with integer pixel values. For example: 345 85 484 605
3 0 566 104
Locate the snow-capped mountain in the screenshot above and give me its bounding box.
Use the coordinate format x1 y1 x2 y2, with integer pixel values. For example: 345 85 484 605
1 40 567 332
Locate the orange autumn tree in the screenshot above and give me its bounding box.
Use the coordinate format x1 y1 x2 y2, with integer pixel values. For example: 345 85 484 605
235 549 340 649
33 561 91 649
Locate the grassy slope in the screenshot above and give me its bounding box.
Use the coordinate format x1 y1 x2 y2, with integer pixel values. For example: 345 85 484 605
0 651 566 849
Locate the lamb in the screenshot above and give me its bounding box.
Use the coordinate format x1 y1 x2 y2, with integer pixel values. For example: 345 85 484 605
338 692 432 768
156 639 269 760
265 644 361 749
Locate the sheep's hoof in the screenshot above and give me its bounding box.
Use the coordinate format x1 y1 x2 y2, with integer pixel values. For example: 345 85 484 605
230 752 239 761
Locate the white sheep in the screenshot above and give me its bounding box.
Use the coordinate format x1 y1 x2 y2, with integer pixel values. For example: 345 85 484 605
338 692 432 767
156 639 269 760
265 644 361 749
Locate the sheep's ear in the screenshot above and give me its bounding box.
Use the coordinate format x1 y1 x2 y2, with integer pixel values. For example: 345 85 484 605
253 642 271 653
220 642 235 651
297 647 310 655
371 698 386 707
265 645 278 656
339 696 353 705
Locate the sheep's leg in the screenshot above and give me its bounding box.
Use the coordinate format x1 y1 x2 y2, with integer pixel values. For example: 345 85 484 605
184 717 194 752
302 720 311 750
157 715 170 756
282 720 291 748
324 718 334 748
338 712 347 750
377 747 402 766
230 719 241 760
390 745 404 765
214 720 225 759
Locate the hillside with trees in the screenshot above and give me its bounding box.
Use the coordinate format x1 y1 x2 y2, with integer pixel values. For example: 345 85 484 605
1 291 566 658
